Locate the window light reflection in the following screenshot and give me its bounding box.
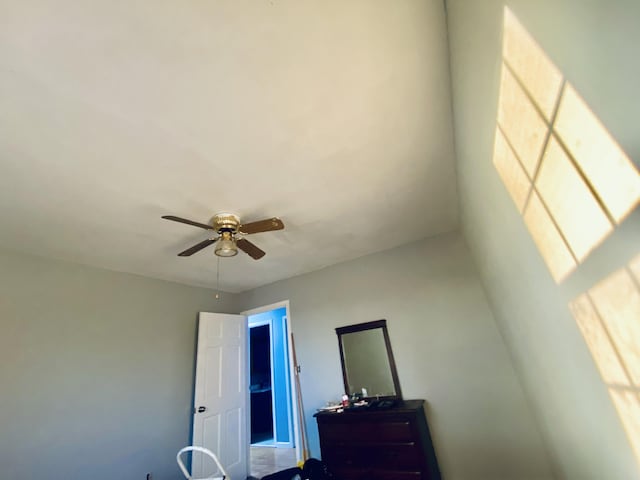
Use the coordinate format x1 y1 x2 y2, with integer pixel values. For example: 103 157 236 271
498 7 640 465
570 255 640 462
493 128 530 213
493 7 640 284
523 191 576 282
497 66 547 177
535 135 612 262
502 7 563 121
554 84 640 223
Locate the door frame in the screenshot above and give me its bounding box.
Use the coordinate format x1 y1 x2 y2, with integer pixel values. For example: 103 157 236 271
242 300 301 463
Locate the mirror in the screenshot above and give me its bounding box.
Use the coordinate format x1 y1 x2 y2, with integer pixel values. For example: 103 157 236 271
336 319 402 400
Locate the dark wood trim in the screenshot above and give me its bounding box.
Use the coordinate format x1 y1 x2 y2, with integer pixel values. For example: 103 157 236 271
335 319 402 400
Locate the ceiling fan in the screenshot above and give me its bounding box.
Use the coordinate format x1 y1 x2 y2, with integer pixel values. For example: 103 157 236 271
162 213 284 260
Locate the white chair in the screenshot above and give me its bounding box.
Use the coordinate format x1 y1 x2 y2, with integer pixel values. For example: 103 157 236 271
177 446 228 480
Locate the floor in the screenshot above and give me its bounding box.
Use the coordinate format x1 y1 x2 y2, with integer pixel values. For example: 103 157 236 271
248 446 297 479
251 432 275 446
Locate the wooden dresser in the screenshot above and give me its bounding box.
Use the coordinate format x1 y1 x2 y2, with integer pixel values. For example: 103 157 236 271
315 399 441 480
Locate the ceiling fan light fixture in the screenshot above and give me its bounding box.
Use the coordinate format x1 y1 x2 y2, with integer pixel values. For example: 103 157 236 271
162 212 282 260
214 231 238 257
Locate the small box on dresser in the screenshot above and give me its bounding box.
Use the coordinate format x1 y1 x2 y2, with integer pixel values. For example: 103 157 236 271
314 399 441 480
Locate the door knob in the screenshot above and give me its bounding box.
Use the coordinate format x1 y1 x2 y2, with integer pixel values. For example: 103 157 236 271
198 406 206 413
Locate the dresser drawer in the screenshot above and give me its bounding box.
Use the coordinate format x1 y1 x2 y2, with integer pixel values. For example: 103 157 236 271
322 442 423 468
318 419 414 442
330 466 423 480
370 470 423 480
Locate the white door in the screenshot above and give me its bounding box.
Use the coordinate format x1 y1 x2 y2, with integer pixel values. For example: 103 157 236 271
192 312 248 480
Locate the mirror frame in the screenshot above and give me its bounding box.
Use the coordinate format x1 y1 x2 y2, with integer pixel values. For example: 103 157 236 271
335 319 403 401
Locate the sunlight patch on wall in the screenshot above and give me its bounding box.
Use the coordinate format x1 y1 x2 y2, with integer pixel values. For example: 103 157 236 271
493 7 640 283
570 254 640 461
496 7 640 463
496 66 548 177
493 129 530 213
535 135 612 261
501 8 563 121
555 85 640 224
522 191 576 281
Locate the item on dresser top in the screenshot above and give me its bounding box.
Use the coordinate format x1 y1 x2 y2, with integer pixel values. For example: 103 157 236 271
366 398 396 409
317 404 342 413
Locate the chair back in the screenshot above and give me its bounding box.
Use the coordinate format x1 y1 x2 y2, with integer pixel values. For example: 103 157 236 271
177 446 227 480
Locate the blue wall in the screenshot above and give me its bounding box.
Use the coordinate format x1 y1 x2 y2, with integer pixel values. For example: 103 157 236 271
248 307 292 445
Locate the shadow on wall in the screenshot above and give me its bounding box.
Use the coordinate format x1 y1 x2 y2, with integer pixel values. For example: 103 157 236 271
492 6 640 465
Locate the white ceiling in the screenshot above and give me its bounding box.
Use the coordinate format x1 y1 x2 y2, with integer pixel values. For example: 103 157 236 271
0 0 458 293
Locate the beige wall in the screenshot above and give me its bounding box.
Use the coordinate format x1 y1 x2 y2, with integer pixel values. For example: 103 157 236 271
0 248 238 480
238 232 553 479
447 0 640 478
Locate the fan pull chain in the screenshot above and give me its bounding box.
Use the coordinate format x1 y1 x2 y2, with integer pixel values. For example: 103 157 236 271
215 255 220 299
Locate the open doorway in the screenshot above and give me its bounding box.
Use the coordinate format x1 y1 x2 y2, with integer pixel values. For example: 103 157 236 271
249 323 274 445
243 301 301 476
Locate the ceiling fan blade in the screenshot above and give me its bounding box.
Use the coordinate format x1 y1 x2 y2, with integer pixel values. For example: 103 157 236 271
162 215 213 230
178 238 218 257
239 217 284 235
237 238 266 260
